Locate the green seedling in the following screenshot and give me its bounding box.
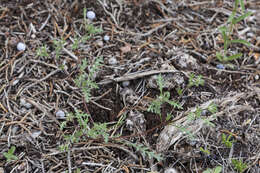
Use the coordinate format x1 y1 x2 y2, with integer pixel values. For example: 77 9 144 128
59 110 110 152
81 8 102 43
232 159 247 173
74 57 103 103
147 74 182 120
176 87 183 96
53 38 65 59
125 142 162 161
188 107 203 121
72 37 80 50
221 134 235 148
207 103 218 114
200 147 211 155
216 0 252 62
203 166 222 173
3 146 18 162
188 73 204 88
36 45 49 57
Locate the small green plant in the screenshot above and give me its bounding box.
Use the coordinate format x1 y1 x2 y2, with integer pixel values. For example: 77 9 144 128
3 146 18 162
80 8 102 43
176 87 183 96
203 166 222 173
72 37 80 50
148 74 182 119
207 103 218 114
74 57 103 103
125 142 162 161
36 45 49 57
60 110 110 152
200 147 211 155
188 107 203 121
53 38 65 59
188 73 204 88
74 168 81 173
216 0 252 62
221 134 235 148
232 159 247 173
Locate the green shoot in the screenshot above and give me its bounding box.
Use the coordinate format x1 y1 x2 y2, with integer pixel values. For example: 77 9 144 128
147 74 182 120
200 147 211 155
126 142 163 161
188 73 204 88
3 146 18 162
74 57 103 103
221 134 235 148
36 45 49 57
232 159 248 173
216 0 252 62
203 166 222 173
53 38 65 59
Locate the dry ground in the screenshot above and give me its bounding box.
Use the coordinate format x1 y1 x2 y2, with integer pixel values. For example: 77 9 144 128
0 0 259 173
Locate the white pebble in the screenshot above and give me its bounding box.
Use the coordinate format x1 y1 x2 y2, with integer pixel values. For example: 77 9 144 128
17 42 26 51
104 35 110 41
20 98 26 106
108 57 118 65
96 40 104 47
87 11 96 20
31 131 41 138
31 34 36 39
24 102 33 109
56 110 66 119
122 81 130 87
164 168 178 173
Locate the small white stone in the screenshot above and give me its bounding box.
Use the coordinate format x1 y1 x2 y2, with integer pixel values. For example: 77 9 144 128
87 11 96 20
56 110 66 119
103 35 110 41
20 98 26 106
31 131 41 138
31 34 36 39
122 81 130 87
24 102 33 109
108 57 117 65
164 168 178 173
255 74 259 80
17 42 26 51
96 40 104 47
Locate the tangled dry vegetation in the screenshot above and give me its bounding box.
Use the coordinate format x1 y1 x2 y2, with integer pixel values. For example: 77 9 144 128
0 0 259 172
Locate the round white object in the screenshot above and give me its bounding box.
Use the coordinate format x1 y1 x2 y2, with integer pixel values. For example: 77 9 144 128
108 57 117 65
17 42 26 51
31 34 36 39
122 81 130 87
87 11 96 20
56 110 66 119
24 102 33 109
104 35 110 41
164 168 178 173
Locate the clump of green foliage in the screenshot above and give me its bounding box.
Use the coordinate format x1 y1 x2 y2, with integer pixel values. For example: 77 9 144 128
3 146 18 162
203 166 222 173
53 38 66 59
59 110 110 152
188 73 204 88
36 45 49 58
221 133 235 148
216 0 252 62
74 57 103 103
125 142 162 161
232 159 248 173
200 147 211 156
147 74 182 120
